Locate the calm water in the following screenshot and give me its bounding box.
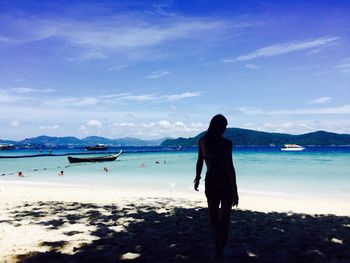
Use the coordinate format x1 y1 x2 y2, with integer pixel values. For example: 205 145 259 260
1 147 350 198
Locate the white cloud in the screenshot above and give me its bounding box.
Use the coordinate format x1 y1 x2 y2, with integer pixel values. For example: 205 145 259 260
96 118 206 139
10 120 20 127
158 120 172 128
78 125 87 130
118 122 137 127
145 70 171 79
173 121 185 127
168 182 177 188
78 125 90 134
39 125 59 130
86 120 102 127
223 37 338 62
307 97 332 104
244 64 259 69
110 119 204 135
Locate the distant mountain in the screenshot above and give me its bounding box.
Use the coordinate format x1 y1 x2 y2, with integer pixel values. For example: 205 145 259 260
19 136 82 146
161 128 350 147
0 139 17 145
2 129 349 147
81 136 114 145
3 135 169 147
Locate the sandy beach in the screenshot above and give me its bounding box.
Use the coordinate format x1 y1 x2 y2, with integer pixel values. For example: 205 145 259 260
1 182 350 262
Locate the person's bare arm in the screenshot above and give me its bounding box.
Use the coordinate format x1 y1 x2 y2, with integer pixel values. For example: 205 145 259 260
225 140 239 205
194 139 204 191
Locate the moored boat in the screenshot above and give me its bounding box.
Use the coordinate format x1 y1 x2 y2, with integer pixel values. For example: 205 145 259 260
281 144 305 151
85 144 108 151
67 150 122 163
0 144 16 150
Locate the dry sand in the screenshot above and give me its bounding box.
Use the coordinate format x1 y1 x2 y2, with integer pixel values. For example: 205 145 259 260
1 182 349 262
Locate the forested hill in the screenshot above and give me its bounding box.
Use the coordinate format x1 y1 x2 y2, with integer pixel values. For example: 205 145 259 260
160 128 350 147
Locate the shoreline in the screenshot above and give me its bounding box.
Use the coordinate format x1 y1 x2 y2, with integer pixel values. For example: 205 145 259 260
1 181 349 216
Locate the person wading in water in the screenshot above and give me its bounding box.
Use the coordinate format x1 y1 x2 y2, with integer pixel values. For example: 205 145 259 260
194 114 239 258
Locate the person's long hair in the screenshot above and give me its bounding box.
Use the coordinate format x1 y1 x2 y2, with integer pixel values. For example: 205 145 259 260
204 114 228 151
205 114 227 138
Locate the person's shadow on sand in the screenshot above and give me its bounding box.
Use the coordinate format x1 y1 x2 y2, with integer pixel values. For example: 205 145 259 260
2 200 350 262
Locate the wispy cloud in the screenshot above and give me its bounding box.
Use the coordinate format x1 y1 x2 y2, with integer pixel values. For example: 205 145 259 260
336 62 350 72
145 70 171 79
11 87 54 94
307 97 332 104
103 92 201 103
244 64 259 69
124 94 157 102
164 92 201 101
223 37 339 62
108 65 128 71
45 96 99 107
237 104 350 115
0 14 241 61
42 91 201 107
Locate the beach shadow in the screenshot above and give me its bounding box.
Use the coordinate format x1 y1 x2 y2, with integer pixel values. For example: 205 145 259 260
4 201 350 262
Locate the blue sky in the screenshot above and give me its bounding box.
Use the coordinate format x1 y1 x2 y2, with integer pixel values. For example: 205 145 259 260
0 0 349 140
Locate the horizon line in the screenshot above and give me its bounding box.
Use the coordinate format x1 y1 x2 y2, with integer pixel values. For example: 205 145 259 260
1 128 348 143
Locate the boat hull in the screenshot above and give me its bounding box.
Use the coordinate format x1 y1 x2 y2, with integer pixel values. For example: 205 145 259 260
281 148 304 151
67 150 122 164
85 146 108 151
67 155 117 163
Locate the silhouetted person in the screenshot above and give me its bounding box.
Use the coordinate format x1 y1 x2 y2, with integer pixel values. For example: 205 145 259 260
194 114 239 258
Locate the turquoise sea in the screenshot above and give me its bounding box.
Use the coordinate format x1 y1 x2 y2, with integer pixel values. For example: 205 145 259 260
1 146 350 198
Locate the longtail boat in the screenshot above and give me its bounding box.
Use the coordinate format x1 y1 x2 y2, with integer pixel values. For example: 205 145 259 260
67 150 122 163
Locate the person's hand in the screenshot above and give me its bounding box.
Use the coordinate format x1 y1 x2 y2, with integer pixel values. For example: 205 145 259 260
193 178 200 191
233 193 239 207
233 199 239 208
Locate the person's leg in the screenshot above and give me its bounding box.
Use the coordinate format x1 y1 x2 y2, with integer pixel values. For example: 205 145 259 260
207 197 221 257
207 197 220 234
217 199 234 254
